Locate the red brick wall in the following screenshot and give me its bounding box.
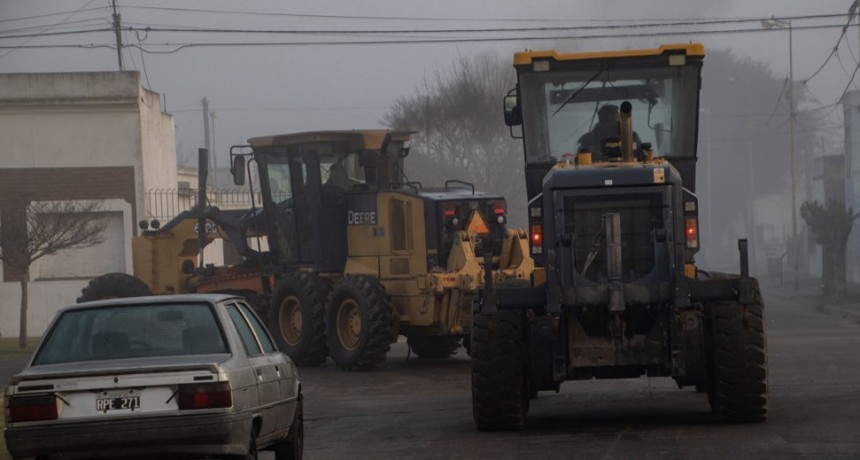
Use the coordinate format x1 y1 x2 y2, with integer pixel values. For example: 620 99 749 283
0 167 136 281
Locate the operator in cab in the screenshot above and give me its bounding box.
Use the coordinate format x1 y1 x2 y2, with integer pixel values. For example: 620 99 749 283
577 103 643 161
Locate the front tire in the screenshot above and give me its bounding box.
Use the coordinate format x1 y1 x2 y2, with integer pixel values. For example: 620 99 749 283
269 273 330 366
325 276 394 371
77 273 152 302
707 280 768 421
471 309 528 430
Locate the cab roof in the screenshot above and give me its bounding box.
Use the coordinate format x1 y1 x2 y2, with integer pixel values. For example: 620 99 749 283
514 43 704 66
247 129 414 151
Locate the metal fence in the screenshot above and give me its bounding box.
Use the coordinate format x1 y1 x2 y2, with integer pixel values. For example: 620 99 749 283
144 188 262 222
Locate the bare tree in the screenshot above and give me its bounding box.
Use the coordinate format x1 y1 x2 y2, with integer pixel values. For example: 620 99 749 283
383 51 527 225
800 200 860 296
0 200 107 348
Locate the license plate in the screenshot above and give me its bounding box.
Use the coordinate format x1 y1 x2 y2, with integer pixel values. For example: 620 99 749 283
96 394 140 412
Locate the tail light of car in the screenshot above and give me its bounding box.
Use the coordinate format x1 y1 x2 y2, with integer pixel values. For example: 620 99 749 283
6 394 58 423
177 382 232 410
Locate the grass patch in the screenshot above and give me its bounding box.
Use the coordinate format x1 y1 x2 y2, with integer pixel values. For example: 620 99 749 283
0 338 38 355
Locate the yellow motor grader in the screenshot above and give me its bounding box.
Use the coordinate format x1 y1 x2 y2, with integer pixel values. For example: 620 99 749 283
80 130 534 370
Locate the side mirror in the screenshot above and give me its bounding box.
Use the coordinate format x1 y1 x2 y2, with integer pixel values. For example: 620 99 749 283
503 95 521 126
231 156 246 186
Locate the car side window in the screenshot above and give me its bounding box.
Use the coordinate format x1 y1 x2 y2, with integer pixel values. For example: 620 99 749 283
226 303 262 357
237 302 277 354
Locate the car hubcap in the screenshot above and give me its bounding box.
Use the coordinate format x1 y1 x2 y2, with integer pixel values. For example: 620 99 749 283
279 295 302 346
336 299 361 351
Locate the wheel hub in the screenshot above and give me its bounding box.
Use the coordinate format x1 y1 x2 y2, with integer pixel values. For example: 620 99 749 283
279 295 303 346
336 300 362 351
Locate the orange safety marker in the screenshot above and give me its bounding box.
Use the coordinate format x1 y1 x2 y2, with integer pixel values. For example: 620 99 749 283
465 210 490 234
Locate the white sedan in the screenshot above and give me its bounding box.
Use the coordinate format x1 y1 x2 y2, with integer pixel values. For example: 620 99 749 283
4 294 302 460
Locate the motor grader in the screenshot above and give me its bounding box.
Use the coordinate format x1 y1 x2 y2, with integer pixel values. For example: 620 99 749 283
471 44 768 429
80 130 533 371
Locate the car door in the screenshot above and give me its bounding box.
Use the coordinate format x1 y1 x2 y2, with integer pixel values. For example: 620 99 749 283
235 301 296 431
225 302 281 441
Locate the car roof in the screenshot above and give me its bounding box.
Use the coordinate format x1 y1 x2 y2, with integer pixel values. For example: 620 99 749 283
66 293 244 312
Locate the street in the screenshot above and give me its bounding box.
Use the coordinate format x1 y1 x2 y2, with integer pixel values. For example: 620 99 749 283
299 279 860 459
2 279 859 459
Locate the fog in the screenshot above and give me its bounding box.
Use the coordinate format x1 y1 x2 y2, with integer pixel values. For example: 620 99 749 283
1 0 857 271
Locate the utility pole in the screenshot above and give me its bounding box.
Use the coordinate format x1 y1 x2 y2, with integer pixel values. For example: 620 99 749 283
202 98 211 199
111 0 123 70
788 21 799 290
210 111 218 189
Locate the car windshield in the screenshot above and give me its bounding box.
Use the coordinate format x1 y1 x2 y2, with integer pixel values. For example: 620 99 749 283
519 65 699 162
33 303 228 365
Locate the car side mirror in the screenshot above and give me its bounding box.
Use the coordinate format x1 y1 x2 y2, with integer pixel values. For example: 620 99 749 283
503 95 521 127
231 156 246 186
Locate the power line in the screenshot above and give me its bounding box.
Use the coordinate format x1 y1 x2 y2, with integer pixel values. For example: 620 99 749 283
0 0 99 59
801 2 857 84
0 19 850 52
0 7 104 25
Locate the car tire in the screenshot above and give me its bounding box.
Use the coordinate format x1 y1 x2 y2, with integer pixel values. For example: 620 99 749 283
77 272 152 302
325 276 394 371
269 273 330 366
471 309 528 431
707 280 768 422
407 335 461 359
275 392 303 460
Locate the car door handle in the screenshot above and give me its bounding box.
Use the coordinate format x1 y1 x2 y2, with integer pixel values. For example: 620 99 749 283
256 369 263 382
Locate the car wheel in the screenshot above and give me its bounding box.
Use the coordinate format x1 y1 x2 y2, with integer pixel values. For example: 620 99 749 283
77 273 152 302
269 273 330 366
325 276 394 371
275 393 304 460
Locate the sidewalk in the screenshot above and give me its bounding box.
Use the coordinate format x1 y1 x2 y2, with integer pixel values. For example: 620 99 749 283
761 275 860 324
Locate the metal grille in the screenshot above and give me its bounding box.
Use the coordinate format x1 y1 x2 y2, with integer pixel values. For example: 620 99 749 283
563 189 666 282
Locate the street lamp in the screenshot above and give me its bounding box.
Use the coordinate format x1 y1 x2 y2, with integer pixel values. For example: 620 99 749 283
762 17 799 290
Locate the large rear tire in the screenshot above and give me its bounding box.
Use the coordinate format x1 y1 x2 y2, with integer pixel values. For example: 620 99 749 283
325 276 394 371
471 309 528 431
77 273 152 303
407 335 461 359
269 273 330 366
707 280 768 422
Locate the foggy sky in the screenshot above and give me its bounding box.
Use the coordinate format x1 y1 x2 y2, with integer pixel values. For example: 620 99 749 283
0 0 855 168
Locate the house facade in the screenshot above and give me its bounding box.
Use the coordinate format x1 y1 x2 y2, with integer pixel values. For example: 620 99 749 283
0 71 177 338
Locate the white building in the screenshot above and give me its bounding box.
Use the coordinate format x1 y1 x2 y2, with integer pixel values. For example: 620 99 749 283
0 71 178 338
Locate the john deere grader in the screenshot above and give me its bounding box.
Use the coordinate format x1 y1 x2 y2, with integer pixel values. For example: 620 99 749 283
80 130 533 370
471 44 768 429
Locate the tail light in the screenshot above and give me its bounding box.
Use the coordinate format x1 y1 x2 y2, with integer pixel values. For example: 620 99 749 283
530 224 543 254
493 200 506 224
177 382 232 410
7 394 58 423
685 217 699 249
442 206 459 226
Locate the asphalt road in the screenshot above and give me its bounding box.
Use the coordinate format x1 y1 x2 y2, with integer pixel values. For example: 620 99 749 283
299 279 860 460
2 279 858 459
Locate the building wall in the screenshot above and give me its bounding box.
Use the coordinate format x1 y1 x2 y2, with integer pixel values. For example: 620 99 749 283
0 71 177 338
